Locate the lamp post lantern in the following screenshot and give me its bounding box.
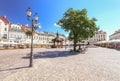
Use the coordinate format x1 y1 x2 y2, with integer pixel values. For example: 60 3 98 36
26 7 40 67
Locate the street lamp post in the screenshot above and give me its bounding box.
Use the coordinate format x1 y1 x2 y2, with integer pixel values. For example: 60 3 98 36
26 8 40 67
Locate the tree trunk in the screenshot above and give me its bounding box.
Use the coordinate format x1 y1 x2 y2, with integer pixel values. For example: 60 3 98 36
73 36 77 51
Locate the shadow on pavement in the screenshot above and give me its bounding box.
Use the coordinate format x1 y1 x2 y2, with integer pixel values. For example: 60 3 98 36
22 50 80 59
115 49 120 51
0 66 29 72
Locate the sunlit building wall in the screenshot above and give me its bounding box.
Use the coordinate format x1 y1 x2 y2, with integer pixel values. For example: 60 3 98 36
109 29 120 40
88 30 107 44
0 16 9 40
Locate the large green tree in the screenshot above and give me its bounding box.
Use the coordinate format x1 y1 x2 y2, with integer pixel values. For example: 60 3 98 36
57 8 99 51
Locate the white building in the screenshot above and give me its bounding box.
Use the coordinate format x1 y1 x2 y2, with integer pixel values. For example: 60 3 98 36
88 30 107 44
0 16 10 40
0 16 67 48
109 29 120 40
9 23 26 44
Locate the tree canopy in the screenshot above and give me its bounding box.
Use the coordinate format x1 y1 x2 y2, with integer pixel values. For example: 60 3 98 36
57 8 99 51
25 30 33 36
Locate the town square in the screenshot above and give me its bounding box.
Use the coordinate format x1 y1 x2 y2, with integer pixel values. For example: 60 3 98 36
0 47 120 81
0 0 120 81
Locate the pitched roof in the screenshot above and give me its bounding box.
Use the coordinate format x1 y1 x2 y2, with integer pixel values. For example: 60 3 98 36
21 25 31 32
0 16 9 24
21 25 38 34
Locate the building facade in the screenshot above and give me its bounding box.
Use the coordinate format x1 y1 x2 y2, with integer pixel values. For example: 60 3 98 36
0 16 10 40
109 29 120 40
0 16 67 49
9 23 26 44
88 30 107 44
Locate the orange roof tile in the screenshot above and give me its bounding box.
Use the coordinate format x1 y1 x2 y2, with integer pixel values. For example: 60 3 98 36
21 25 39 35
0 16 9 24
21 25 31 32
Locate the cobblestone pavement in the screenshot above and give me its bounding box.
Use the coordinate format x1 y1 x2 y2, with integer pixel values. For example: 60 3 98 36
0 47 120 81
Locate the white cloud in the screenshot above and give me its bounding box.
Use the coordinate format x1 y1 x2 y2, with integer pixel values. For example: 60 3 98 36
54 23 60 27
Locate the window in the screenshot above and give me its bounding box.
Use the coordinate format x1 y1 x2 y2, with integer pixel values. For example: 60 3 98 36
20 35 22 38
14 35 16 38
24 36 26 38
10 34 12 38
2 34 7 39
5 28 7 31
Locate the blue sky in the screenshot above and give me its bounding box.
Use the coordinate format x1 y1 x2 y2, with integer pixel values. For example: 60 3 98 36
0 0 120 38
